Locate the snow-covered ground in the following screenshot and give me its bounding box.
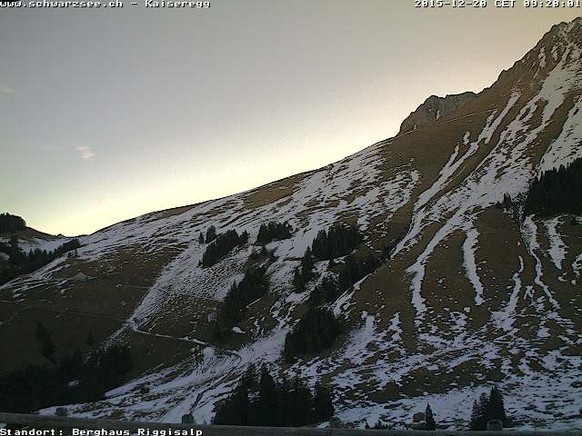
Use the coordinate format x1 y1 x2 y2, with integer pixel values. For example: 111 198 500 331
13 18 582 432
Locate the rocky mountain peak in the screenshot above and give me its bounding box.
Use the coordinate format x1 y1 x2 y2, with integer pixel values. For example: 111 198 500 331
397 91 477 135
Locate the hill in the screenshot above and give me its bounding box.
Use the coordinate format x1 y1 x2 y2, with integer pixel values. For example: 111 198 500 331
0 18 581 431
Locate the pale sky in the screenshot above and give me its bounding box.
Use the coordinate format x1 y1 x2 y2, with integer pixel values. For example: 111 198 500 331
1 2 579 236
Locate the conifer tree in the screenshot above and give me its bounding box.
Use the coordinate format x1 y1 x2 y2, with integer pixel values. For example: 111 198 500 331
288 378 313 427
425 403 436 430
469 387 508 430
36 322 55 360
283 308 341 360
258 365 278 426
487 385 507 424
205 226 217 243
314 382 334 421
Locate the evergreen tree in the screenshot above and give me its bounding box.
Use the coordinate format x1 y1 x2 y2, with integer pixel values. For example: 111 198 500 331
292 247 317 293
36 322 55 360
213 369 335 428
212 266 269 341
314 382 334 421
487 385 507 424
0 213 26 234
425 403 436 430
309 276 339 305
292 268 306 293
1 238 81 286
469 386 508 431
287 378 313 427
201 229 249 267
302 247 315 277
198 232 204 244
205 226 217 243
258 365 278 426
311 224 361 260
256 221 292 245
0 343 132 413
524 158 582 217
283 308 342 361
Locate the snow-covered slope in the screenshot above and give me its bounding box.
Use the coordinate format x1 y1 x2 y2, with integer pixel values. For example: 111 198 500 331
1 18 581 431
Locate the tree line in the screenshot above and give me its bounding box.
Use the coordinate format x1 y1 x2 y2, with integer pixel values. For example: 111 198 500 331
256 221 293 245
283 307 342 362
293 224 362 293
213 365 334 427
0 322 132 413
309 253 379 306
469 385 508 430
285 224 371 361
0 237 81 285
201 229 249 267
0 213 26 234
311 224 361 261
211 266 268 342
524 158 582 217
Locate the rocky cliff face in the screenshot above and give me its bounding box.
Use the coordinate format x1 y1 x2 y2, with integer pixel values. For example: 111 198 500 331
398 92 477 135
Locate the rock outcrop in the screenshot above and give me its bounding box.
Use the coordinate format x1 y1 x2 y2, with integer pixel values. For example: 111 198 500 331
398 91 477 135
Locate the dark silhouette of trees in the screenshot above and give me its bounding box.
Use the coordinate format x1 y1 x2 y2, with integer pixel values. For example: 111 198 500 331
283 308 342 361
469 385 508 430
211 266 268 342
309 253 379 305
311 224 361 261
314 382 334 422
201 229 249 267
205 226 217 243
524 158 582 217
36 322 55 361
0 344 132 413
292 247 315 293
292 224 362 293
425 403 436 430
0 239 81 285
214 365 334 427
256 222 292 245
0 213 26 234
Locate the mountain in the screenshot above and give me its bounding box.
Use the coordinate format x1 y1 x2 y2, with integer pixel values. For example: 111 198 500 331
398 91 477 135
1 18 581 430
0 214 77 284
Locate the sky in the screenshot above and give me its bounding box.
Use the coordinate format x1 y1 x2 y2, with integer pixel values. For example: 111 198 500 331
1 1 580 236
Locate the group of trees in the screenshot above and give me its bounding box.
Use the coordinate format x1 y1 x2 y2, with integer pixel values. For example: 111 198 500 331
309 253 379 306
199 226 217 244
292 224 362 294
214 365 334 427
0 237 81 285
311 224 362 261
292 247 315 293
469 385 508 430
364 387 507 431
211 266 268 342
524 158 582 217
0 323 132 413
285 224 369 360
283 308 342 361
201 229 249 267
36 322 56 361
0 213 26 234
256 221 292 245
